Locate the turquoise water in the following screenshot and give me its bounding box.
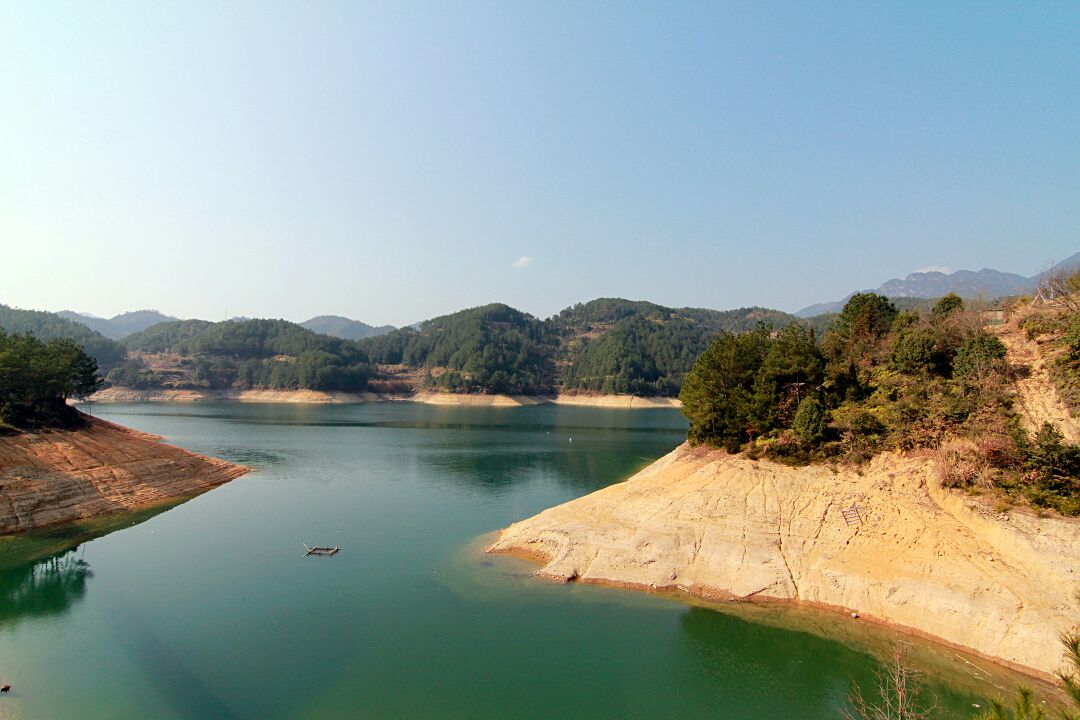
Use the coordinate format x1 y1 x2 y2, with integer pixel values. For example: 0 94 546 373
0 403 1017 718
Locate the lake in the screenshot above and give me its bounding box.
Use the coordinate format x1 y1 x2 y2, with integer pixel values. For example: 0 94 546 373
0 402 1019 718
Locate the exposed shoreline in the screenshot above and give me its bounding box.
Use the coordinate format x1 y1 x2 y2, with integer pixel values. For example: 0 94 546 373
0 415 250 535
88 387 682 409
487 442 1080 680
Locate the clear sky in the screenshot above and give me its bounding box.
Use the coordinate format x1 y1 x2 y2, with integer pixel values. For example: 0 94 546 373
2 2 1078 326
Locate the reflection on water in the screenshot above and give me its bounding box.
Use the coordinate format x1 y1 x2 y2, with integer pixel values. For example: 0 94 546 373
0 549 93 627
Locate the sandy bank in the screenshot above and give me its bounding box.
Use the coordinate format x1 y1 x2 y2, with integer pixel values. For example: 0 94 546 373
91 387 682 409
405 392 549 407
489 443 1080 679
552 394 682 409
89 387 381 404
0 416 250 534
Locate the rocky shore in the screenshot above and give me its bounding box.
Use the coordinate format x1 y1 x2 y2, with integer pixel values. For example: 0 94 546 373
0 416 249 534
488 443 1080 679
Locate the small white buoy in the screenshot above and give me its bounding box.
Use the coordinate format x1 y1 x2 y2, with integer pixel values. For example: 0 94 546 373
851 612 859 618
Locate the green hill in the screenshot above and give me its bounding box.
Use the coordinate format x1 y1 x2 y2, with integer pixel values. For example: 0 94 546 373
0 305 126 368
360 304 556 394
360 298 814 397
114 318 371 392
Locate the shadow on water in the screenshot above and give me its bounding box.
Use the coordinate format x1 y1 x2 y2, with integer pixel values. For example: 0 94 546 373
0 503 183 629
417 437 684 494
0 549 94 627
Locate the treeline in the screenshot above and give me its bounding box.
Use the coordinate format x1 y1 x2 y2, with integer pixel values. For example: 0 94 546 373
681 292 1080 515
0 329 101 428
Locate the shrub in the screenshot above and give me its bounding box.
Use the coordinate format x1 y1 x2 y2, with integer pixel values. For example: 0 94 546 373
953 333 1007 381
793 397 827 445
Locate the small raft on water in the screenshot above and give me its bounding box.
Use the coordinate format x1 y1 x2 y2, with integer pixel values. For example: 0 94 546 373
303 544 340 556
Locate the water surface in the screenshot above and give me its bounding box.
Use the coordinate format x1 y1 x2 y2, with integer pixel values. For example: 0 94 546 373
0 403 1020 718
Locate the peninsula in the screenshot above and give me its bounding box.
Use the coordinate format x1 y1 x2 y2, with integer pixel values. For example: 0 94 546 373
490 293 1080 680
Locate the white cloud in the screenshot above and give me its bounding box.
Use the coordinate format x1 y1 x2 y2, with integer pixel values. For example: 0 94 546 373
512 256 532 269
914 265 953 274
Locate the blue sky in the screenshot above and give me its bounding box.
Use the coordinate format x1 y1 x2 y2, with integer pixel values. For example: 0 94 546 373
2 1 1077 326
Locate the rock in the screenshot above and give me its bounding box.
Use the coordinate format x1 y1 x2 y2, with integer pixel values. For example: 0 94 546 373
488 442 1080 678
0 416 249 534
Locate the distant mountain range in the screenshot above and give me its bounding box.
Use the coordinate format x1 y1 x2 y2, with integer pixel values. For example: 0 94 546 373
299 315 396 341
57 309 395 342
795 251 1080 318
57 310 177 339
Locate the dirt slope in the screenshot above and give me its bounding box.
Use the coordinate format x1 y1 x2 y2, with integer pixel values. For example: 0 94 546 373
994 318 1079 442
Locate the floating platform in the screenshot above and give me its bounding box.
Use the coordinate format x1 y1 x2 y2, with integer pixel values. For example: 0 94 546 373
303 544 340 556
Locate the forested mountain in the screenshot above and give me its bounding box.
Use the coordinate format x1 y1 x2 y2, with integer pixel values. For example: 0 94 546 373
360 304 556 394
0 305 126 368
110 319 371 392
3 298 842 398
359 298 818 397
300 315 395 341
58 309 177 339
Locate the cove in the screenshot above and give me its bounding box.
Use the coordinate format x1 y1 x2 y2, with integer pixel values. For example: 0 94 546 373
0 403 1035 718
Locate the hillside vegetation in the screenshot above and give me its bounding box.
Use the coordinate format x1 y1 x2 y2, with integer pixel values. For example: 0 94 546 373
0 329 101 428
0 305 125 368
361 299 811 396
110 319 371 393
681 290 1080 515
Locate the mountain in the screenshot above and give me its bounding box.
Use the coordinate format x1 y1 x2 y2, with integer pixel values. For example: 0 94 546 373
876 268 1032 300
58 310 178 339
795 252 1080 318
359 299 810 397
0 305 126 367
300 315 395 341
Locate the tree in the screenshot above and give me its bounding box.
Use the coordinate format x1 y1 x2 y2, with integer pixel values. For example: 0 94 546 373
837 293 899 349
952 334 1007 382
679 326 770 452
842 648 935 720
751 324 824 430
932 293 964 318
793 396 827 444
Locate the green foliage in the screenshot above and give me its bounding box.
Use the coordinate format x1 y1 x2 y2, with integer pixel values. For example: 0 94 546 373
932 293 964 318
1021 423 1080 515
361 304 555 394
891 326 937 373
679 327 771 452
751 324 824 429
793 397 827 445
123 320 214 353
836 293 899 348
0 330 102 428
975 687 1046 720
562 316 708 396
105 358 162 389
953 334 1007 381
0 304 125 368
121 319 371 393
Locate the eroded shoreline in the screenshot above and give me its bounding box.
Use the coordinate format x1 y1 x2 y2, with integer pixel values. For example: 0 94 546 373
0 416 250 534
487 443 1080 680
88 387 682 409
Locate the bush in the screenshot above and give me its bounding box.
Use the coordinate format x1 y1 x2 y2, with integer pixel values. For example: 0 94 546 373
793 397 827 445
953 333 1007 381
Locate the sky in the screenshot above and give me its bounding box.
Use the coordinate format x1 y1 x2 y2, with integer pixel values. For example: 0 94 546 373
2 1 1078 327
